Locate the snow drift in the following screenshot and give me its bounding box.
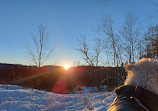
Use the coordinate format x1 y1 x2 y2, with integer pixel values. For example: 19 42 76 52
0 84 115 110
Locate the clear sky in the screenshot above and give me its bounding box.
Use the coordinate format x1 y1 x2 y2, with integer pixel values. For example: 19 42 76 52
0 0 157 66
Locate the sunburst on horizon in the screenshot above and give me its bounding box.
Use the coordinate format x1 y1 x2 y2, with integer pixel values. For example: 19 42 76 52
63 65 71 70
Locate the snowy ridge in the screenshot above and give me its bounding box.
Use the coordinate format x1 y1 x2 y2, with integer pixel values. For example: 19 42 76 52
0 84 115 111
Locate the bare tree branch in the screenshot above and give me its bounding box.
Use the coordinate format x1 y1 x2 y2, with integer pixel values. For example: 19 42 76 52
98 15 120 66
77 36 95 66
120 12 139 63
26 24 53 67
94 38 102 66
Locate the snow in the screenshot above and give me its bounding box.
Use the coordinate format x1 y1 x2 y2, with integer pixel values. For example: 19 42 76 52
0 84 115 111
72 86 108 94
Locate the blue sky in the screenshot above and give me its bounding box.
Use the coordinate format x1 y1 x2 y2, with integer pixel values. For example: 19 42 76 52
0 0 157 66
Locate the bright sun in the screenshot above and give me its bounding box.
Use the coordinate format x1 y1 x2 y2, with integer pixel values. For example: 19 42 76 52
63 65 70 70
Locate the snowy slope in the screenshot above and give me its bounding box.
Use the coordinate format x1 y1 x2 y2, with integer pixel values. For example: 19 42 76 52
0 84 115 111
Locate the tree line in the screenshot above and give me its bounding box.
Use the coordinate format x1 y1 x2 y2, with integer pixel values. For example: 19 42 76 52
0 63 125 93
77 12 158 67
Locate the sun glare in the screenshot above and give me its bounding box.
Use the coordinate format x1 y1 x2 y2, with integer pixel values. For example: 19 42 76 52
63 65 70 70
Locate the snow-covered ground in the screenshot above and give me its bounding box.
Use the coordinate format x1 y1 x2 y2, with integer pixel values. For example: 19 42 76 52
72 85 108 94
0 84 115 111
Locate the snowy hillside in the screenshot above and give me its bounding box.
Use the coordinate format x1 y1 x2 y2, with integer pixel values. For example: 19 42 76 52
0 84 115 111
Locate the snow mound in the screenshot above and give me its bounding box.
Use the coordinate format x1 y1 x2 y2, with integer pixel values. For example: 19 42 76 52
0 84 115 111
73 86 108 94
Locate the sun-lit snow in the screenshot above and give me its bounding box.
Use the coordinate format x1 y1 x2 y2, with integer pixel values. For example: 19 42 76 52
0 84 115 111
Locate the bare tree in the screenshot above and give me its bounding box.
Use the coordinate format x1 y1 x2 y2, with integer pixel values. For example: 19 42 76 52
98 15 125 84
120 13 139 63
98 15 120 66
77 36 102 66
94 38 102 66
137 38 143 59
135 27 146 59
143 25 158 59
77 36 94 66
26 24 53 67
